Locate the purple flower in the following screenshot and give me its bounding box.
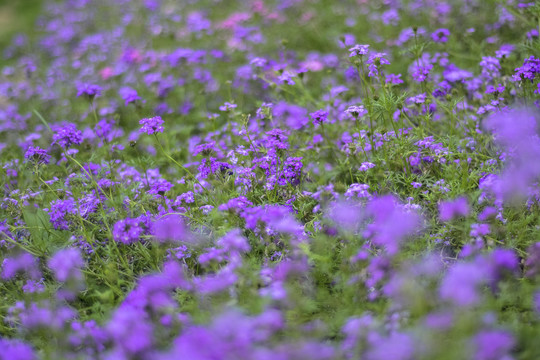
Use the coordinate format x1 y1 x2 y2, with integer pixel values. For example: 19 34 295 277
473 330 515 360
411 64 433 82
512 56 539 82
470 223 490 238
216 228 250 254
46 198 78 230
219 102 237 111
345 183 372 199
385 73 404 85
366 332 416 360
407 93 426 104
24 146 51 165
484 107 540 201
53 123 82 148
152 214 192 243
348 44 370 57
345 105 368 118
480 56 501 79
310 109 328 125
119 86 142 106
366 53 390 77
148 178 172 196
139 116 164 135
439 260 489 306
1 253 40 280
48 248 84 282
277 71 296 85
358 162 375 171
113 218 145 244
327 201 363 232
76 83 102 98
0 338 35 360
106 307 154 356
364 195 421 255
431 28 450 43
485 84 505 94
22 279 45 294
439 197 470 221
192 141 216 156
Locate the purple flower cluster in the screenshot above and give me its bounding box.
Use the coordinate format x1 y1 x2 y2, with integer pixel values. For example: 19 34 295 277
24 146 51 165
0 0 539 358
52 123 82 148
139 116 164 135
76 83 102 98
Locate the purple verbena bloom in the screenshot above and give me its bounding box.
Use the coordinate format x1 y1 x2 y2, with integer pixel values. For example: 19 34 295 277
431 28 450 43
1 253 40 280
473 330 515 360
345 105 368 118
386 73 404 84
345 183 372 199
48 248 84 282
484 107 540 201
22 279 45 294
470 223 490 238
119 86 142 106
439 260 489 306
113 218 145 244
439 197 470 221
326 200 364 232
366 53 390 77
366 332 416 360
139 116 164 135
53 123 82 148
152 214 193 243
216 228 250 254
0 338 36 360
106 307 154 356
46 198 78 230
485 84 505 94
364 195 421 255
348 44 370 57
76 83 102 98
24 146 51 165
219 102 237 111
479 56 501 79
358 162 375 171
310 109 328 125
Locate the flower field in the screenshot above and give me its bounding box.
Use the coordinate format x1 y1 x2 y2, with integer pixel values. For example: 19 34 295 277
1 0 540 359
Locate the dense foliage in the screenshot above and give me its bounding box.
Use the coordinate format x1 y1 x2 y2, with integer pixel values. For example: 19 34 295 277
1 0 540 359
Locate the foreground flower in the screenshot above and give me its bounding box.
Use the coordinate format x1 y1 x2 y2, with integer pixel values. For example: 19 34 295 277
48 248 84 282
431 28 450 43
438 197 470 221
345 105 368 118
349 44 370 57
139 116 164 135
24 146 51 165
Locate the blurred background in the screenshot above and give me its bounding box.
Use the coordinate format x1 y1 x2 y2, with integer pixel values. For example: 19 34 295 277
0 0 42 48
